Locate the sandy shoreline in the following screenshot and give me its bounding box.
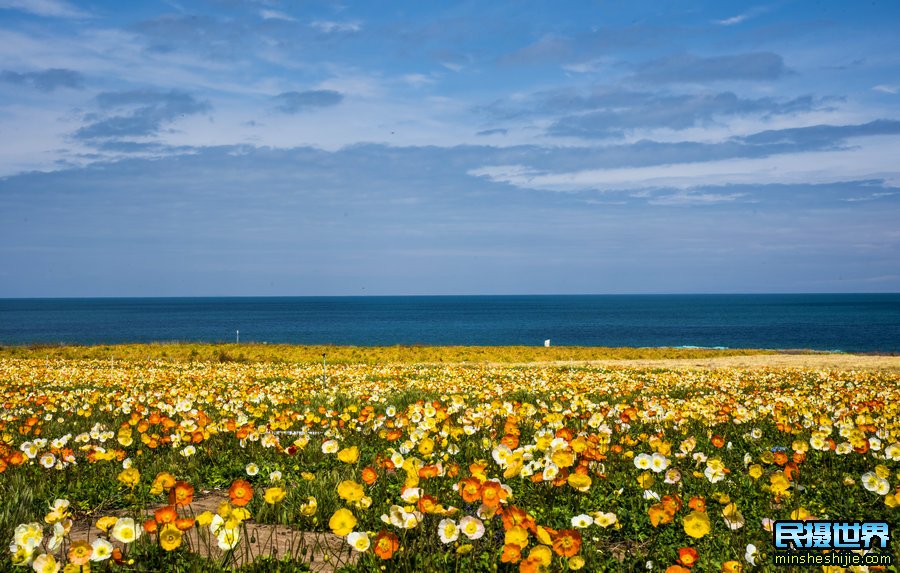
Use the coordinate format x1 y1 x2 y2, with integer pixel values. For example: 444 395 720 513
511 353 900 370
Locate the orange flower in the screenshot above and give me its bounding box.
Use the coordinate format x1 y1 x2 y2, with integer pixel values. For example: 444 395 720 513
418 465 441 479
143 518 158 533
175 517 195 531
687 496 706 512
418 495 440 514
459 477 482 503
501 543 522 563
677 547 699 567
784 462 800 481
373 531 399 560
501 506 535 532
648 503 673 526
228 479 254 507
481 481 507 508
551 529 582 557
361 466 378 485
501 434 520 449
666 566 691 573
169 481 194 507
722 561 743 573
711 435 725 448
154 505 178 525
661 495 682 514
773 451 788 466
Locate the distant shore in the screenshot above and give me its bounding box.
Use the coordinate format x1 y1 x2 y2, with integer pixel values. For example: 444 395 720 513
1 342 897 369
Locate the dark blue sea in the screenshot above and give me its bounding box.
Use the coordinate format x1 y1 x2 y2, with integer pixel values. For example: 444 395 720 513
1 295 898 351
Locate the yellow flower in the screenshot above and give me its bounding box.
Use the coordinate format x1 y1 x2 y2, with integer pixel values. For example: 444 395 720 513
418 438 435 456
683 510 711 538
567 472 592 492
528 544 553 565
456 543 474 555
301 472 315 481
264 487 286 505
337 480 364 503
95 516 117 532
196 511 214 527
748 464 763 479
329 508 357 536
159 524 183 551
117 468 140 489
32 554 60 573
637 471 654 489
551 447 576 468
337 446 359 464
569 555 586 570
505 526 529 549
300 496 318 517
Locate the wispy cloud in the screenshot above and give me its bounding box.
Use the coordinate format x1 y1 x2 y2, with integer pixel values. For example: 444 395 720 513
272 90 344 114
469 136 900 193
0 0 88 18
0 68 83 91
634 52 788 83
873 85 898 94
74 90 211 141
260 9 295 22
714 6 770 26
310 20 361 33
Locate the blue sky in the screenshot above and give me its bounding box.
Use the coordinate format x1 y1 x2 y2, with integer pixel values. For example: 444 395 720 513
1 0 899 296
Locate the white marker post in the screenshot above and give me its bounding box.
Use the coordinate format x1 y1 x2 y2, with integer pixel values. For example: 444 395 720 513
544 339 551 347
236 330 240 344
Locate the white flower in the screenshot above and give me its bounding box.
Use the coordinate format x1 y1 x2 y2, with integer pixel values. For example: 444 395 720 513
216 527 240 550
593 511 617 528
459 516 485 540
39 453 56 469
321 440 339 454
180 445 196 457
269 470 282 482
664 468 681 484
745 543 758 565
346 531 370 552
90 538 114 562
643 489 660 500
110 518 140 544
14 522 43 551
245 463 259 476
650 453 669 473
438 519 459 544
633 453 652 470
571 514 593 528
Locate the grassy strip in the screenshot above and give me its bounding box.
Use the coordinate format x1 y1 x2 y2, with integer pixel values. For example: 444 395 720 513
0 343 783 364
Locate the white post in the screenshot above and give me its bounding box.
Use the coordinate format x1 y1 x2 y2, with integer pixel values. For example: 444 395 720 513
236 330 240 344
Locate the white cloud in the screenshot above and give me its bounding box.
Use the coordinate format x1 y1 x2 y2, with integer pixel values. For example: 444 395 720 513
310 20 361 33
260 9 295 22
0 0 88 18
714 6 769 26
469 135 900 193
873 85 898 95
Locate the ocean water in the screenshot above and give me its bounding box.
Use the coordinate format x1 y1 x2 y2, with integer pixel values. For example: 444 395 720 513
0 294 898 351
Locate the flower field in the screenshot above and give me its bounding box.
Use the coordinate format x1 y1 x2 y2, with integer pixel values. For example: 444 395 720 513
1 356 899 572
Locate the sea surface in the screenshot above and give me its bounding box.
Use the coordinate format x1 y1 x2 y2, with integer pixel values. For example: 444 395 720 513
1 294 898 351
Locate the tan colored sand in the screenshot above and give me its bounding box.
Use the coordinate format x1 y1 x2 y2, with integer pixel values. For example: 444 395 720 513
502 353 900 370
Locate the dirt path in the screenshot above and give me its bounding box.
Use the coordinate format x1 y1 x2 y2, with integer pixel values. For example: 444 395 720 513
500 353 900 370
69 491 357 572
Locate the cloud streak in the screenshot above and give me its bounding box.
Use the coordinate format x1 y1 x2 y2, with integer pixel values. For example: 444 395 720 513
272 90 344 114
0 68 83 91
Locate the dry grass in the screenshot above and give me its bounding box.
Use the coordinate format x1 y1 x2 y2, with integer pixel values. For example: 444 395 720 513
0 342 780 364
